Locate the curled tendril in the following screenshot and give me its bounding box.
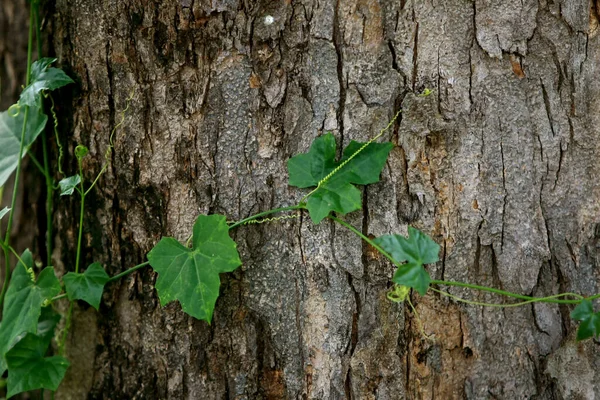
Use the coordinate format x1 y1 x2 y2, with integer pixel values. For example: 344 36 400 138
106 89 136 163
387 284 411 303
7 104 21 117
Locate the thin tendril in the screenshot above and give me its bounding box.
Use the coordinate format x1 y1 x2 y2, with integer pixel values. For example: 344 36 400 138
429 287 584 308
300 109 401 203
45 93 64 176
85 89 135 195
406 296 434 342
242 213 299 225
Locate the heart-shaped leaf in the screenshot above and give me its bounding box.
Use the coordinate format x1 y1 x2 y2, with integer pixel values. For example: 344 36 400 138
63 262 110 310
288 134 393 223
374 227 440 295
0 106 48 187
0 251 61 374
147 214 242 322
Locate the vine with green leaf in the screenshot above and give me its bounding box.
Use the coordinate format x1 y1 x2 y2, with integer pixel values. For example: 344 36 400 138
1 1 599 398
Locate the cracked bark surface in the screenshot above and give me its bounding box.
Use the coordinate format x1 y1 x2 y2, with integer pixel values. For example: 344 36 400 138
2 0 600 398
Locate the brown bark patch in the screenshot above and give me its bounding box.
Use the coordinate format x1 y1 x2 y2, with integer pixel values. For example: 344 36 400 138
510 54 526 79
407 296 473 400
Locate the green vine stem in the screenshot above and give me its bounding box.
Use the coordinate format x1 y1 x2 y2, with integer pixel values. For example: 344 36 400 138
0 4 35 306
32 0 54 267
430 280 594 305
330 215 592 307
328 215 400 267
74 157 85 275
106 261 150 283
60 154 88 355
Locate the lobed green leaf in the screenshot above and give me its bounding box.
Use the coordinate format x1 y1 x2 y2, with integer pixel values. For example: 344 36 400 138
287 134 393 223
19 58 74 108
63 262 110 310
147 214 242 322
6 333 69 398
571 300 600 341
374 227 440 295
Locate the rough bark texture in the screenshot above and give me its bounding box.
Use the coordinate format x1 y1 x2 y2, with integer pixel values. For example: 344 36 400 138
3 0 600 398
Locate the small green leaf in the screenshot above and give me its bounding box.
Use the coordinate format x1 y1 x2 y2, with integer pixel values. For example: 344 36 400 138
147 214 242 322
288 134 393 223
391 262 431 296
0 105 48 187
0 252 61 375
571 300 600 341
6 333 69 398
571 299 594 321
63 262 110 310
374 227 440 295
58 175 81 196
19 58 74 107
0 207 10 220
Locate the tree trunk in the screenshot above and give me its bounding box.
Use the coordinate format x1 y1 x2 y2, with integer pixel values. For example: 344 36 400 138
6 0 600 398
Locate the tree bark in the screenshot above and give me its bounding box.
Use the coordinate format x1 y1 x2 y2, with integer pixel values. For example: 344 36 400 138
5 0 600 398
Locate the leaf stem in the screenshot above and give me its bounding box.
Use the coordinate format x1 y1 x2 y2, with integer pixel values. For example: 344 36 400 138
26 150 46 175
107 261 150 283
228 205 305 230
328 215 400 268
0 241 28 269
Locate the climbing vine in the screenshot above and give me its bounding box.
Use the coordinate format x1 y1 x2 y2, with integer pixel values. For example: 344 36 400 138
1 1 599 398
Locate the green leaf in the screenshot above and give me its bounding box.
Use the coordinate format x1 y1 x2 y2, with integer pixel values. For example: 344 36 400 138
571 300 600 341
58 175 81 196
288 134 393 223
0 105 48 187
0 207 10 220
6 333 69 398
63 262 110 310
147 214 242 322
19 58 74 107
374 227 440 295
0 252 61 375
571 299 594 321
